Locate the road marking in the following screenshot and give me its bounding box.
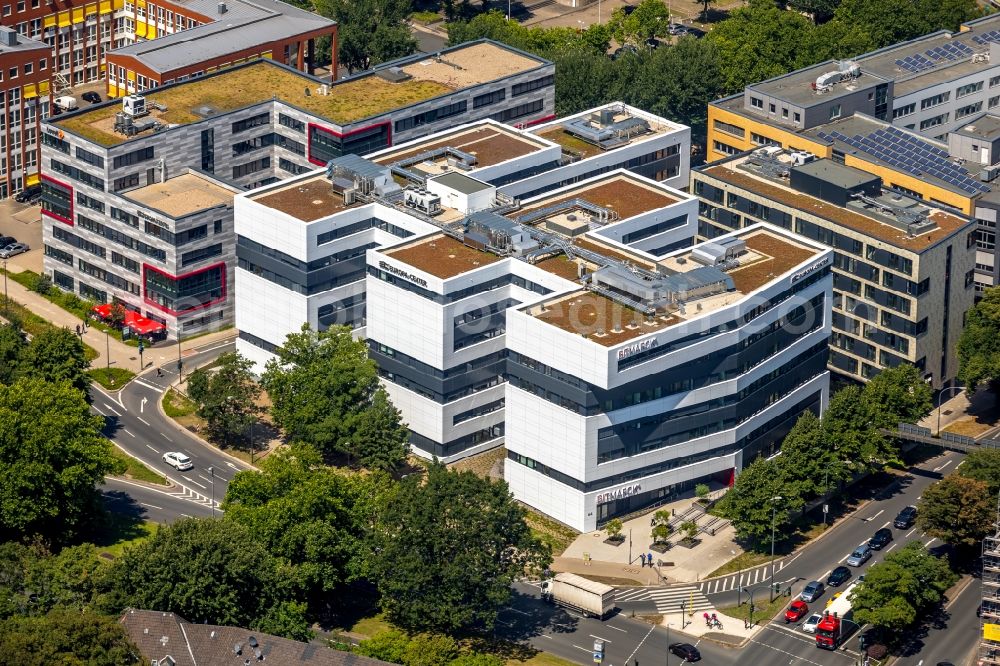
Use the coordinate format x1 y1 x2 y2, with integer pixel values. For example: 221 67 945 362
885 543 898 553
865 509 883 522
92 404 106 416
820 569 832 580
145 444 159 454
748 637 827 666
505 608 530 616
138 502 163 510
162 434 172 442
957 460 966 468
140 397 147 413
123 429 135 438
880 520 891 529
180 513 192 518
623 625 655 666
539 635 552 640
198 474 214 484
933 460 954 472
133 378 164 393
906 528 917 538
712 580 719 594
571 645 592 654
837 552 850 564
137 416 150 426
104 402 121 416
604 625 628 633
182 476 207 490
925 538 936 547
226 462 238 470
589 635 612 643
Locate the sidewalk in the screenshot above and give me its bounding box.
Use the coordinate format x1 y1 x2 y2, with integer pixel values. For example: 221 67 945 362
658 607 758 645
560 487 742 584
2 260 235 375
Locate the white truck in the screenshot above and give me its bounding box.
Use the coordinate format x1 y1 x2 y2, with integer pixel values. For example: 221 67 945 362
540 572 616 619
54 96 78 111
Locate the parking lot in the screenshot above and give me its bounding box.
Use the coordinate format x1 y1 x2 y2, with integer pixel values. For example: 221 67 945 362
0 197 44 273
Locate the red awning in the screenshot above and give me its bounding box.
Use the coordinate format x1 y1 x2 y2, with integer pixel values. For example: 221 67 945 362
91 303 112 318
125 310 165 335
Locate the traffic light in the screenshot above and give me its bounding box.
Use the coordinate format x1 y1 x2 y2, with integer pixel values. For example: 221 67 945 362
138 340 144 354
773 582 781 595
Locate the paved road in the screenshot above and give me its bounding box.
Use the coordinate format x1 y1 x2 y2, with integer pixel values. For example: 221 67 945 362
502 581 735 666
895 574 981 666
102 476 214 523
93 338 246 518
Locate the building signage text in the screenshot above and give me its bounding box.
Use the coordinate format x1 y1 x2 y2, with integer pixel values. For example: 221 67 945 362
790 256 831 284
379 260 428 287
617 339 658 361
596 484 642 504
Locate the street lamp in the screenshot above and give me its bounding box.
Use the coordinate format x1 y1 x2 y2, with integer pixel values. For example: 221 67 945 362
935 385 964 435
207 466 215 518
823 460 850 526
769 495 783 602
2 258 7 317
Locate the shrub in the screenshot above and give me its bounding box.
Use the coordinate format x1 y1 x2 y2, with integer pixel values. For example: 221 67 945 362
605 518 623 539
681 520 699 541
695 483 710 499
30 273 51 295
356 630 411 664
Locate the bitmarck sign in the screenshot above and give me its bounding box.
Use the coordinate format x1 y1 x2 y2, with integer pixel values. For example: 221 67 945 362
617 339 658 361
596 484 641 504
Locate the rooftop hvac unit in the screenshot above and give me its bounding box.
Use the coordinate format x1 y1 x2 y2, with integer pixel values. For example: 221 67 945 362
318 84 329 96
404 188 442 215
982 165 1000 182
122 94 147 117
0 26 17 46
815 71 843 88
789 151 815 166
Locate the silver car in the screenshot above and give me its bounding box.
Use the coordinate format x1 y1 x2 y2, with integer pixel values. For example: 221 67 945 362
802 613 822 634
0 242 29 258
846 544 872 567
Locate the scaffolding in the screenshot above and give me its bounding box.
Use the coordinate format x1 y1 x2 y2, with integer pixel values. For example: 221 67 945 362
980 497 1000 665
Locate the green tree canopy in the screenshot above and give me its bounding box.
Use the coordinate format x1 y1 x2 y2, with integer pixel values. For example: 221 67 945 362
262 325 409 470
315 0 417 74
221 444 394 620
106 517 311 640
370 463 550 633
958 448 1000 495
0 609 139 666
959 286 1000 397
607 0 670 45
0 322 26 385
0 541 109 619
850 541 957 631
186 351 263 447
17 326 90 395
717 457 801 545
862 364 933 427
0 378 120 542
918 474 994 549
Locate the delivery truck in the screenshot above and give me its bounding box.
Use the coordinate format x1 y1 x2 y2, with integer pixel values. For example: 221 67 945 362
815 581 861 649
540 572 616 619
54 96 78 111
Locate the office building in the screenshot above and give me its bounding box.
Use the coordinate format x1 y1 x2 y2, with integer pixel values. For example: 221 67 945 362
41 43 554 337
0 26 48 197
692 147 975 388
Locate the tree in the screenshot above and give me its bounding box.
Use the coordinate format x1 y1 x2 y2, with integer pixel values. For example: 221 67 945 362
958 286 1000 400
680 520 699 542
370 463 550 633
0 609 139 666
828 0 924 51
919 474 994 550
186 351 263 447
695 0 715 22
651 523 672 544
695 483 710 500
863 364 933 427
958 448 1000 495
0 541 109 619
0 322 26 385
605 518 623 540
221 444 393 621
718 457 802 545
822 385 900 472
787 0 840 23
262 325 409 470
607 0 670 46
108 302 127 329
850 541 957 631
106 517 311 639
17 326 90 395
314 0 417 74
0 378 120 542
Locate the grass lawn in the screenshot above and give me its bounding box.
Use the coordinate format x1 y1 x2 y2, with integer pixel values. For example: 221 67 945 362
0 294 99 360
523 508 579 557
719 590 793 625
706 551 779 579
92 513 159 559
163 387 197 419
508 652 579 666
346 614 394 639
111 447 167 485
88 367 136 390
410 9 441 23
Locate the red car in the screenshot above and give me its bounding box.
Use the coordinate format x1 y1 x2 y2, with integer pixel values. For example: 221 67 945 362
785 600 809 623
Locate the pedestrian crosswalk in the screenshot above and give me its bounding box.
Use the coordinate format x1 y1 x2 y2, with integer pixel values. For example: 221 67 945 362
170 483 220 510
696 560 787 595
616 585 715 613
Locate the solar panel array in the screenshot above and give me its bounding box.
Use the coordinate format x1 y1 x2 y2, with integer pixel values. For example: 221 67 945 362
971 30 1000 45
815 125 991 195
895 40 975 72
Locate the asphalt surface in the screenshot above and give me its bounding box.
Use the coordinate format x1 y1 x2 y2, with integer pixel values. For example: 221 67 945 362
102 476 214 523
895 574 982 666
538 449 974 666
94 339 247 519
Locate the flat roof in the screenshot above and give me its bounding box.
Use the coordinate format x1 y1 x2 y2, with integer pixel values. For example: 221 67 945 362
513 173 678 221
702 157 972 252
526 227 822 346
371 122 551 170
954 113 1000 141
747 62 890 109
0 27 48 53
123 172 235 217
431 171 495 194
249 173 357 221
57 41 548 146
108 0 334 73
384 233 502 278
792 158 880 189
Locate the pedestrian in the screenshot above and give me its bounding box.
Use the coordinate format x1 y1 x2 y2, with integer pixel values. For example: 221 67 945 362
647 552 653 567
156 367 163 377
75 324 81 336
639 553 645 567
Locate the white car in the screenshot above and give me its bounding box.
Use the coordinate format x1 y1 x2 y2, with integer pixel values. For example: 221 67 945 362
802 613 822 634
162 451 193 471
